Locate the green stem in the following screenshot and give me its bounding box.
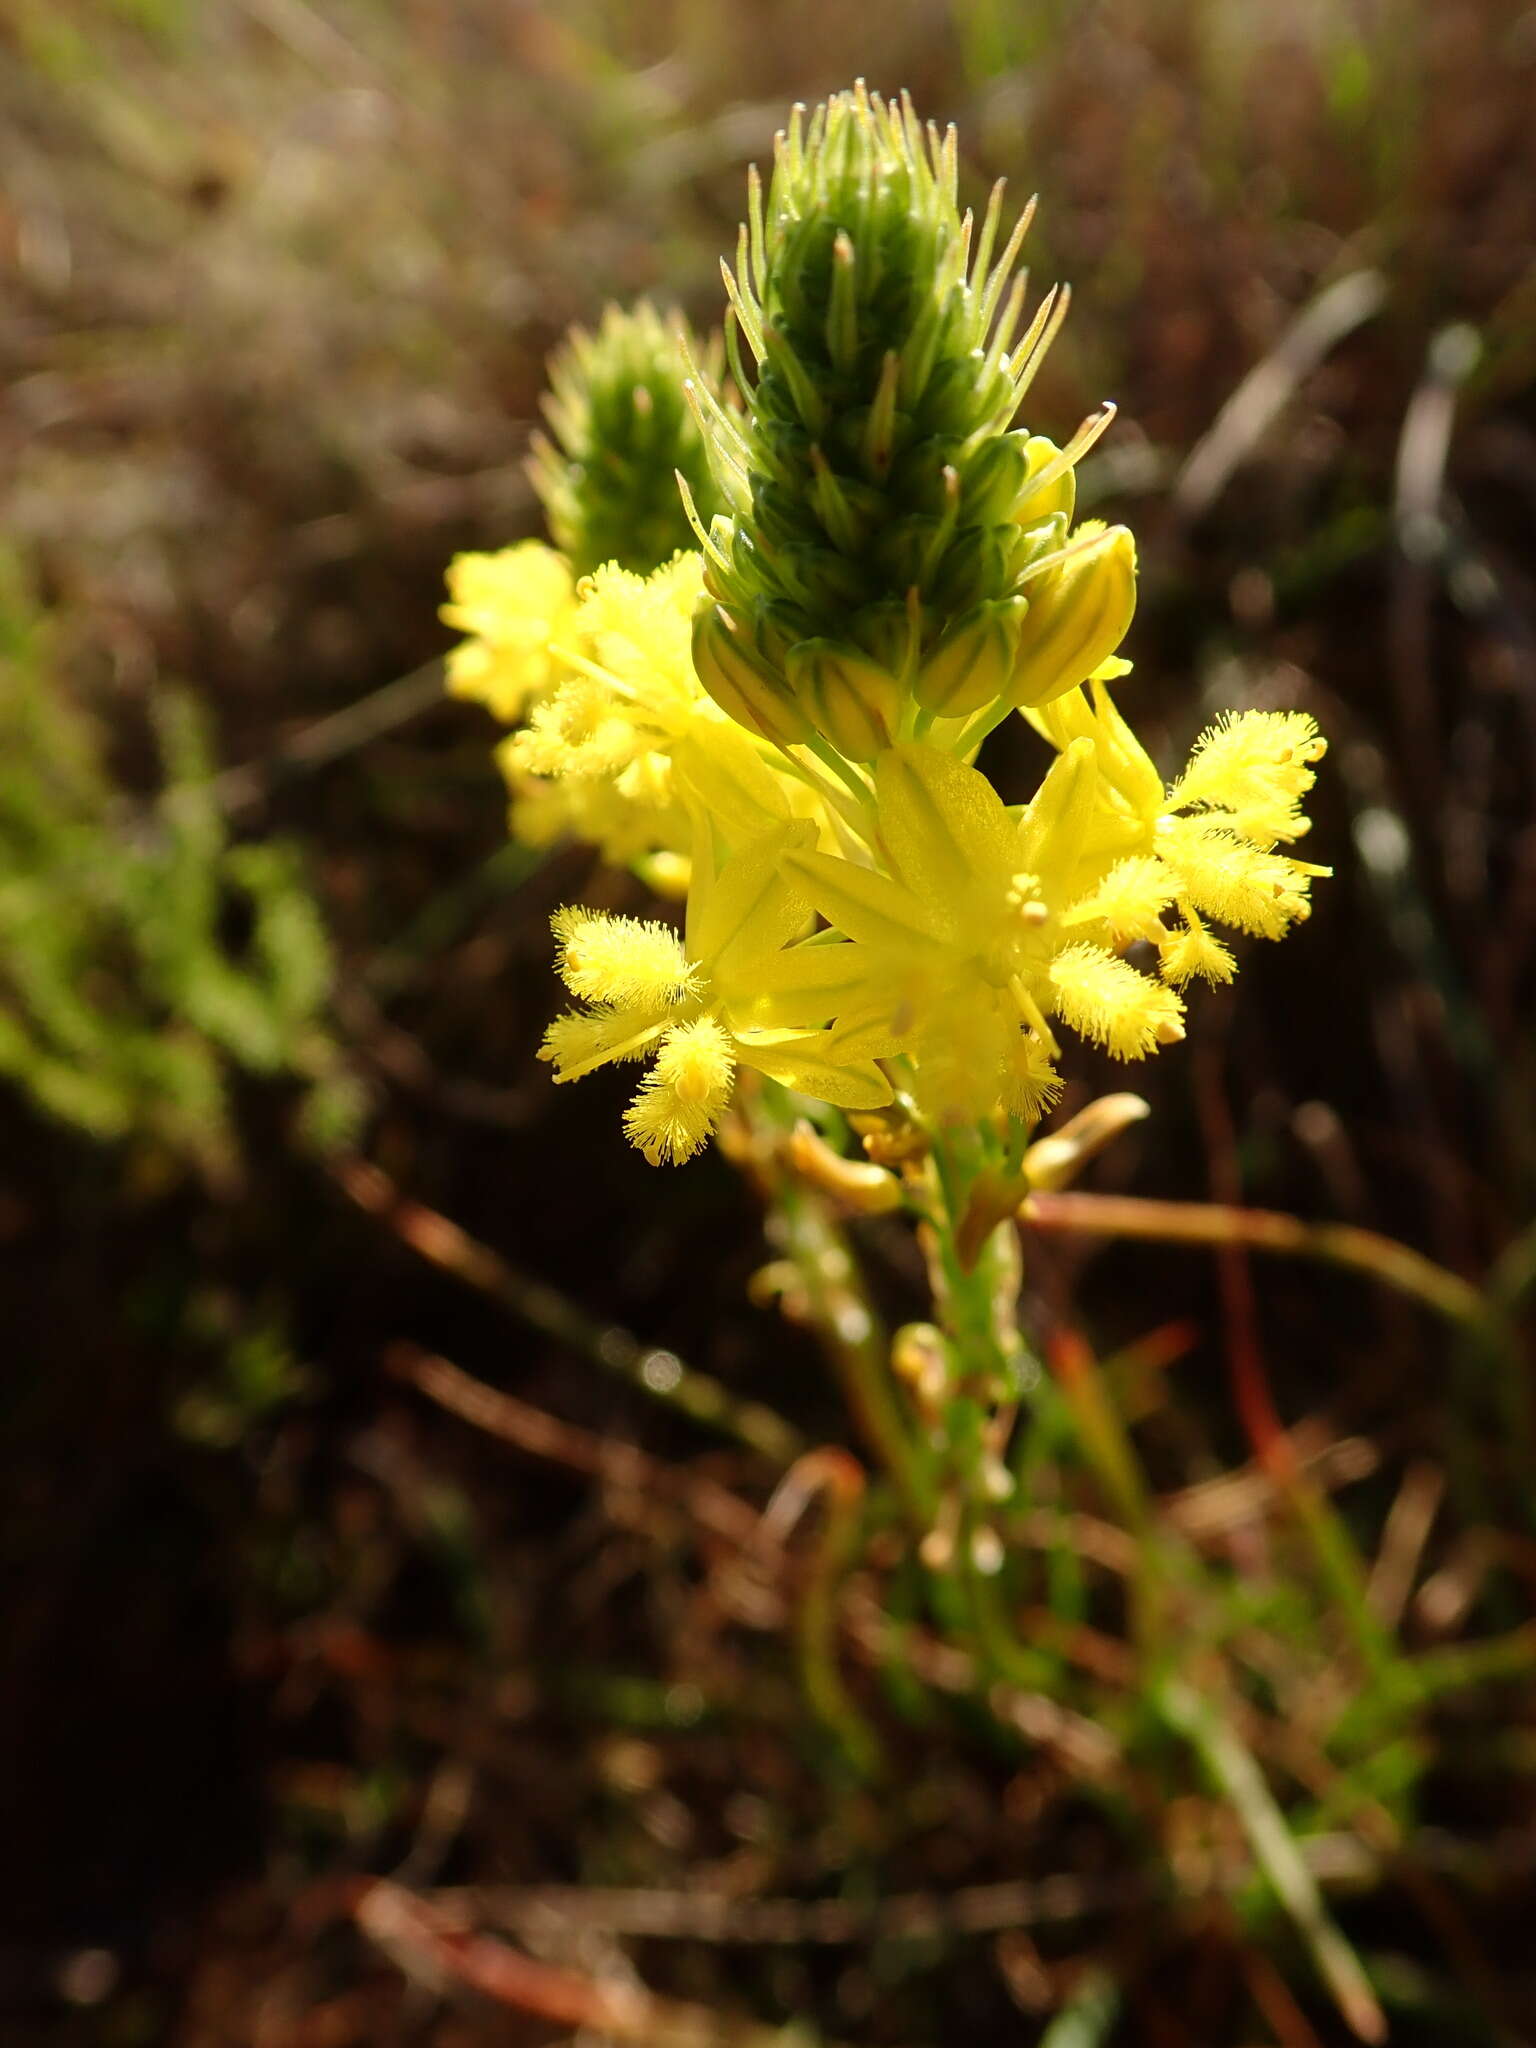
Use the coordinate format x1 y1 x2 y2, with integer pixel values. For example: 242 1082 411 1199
770 1173 935 1520
925 1136 1030 1401
793 1452 885 1778
802 734 877 809
1158 1676 1387 2046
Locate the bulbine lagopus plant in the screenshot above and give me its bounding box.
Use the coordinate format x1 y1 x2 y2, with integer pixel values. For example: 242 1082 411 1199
0 552 352 1182
446 83 1327 1215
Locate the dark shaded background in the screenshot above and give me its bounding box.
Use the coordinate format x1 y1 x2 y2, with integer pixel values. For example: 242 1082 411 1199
3 1 1535 2041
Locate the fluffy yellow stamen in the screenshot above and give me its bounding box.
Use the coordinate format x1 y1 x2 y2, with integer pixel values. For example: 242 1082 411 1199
1154 816 1318 940
1157 910 1237 987
1048 944 1186 1059
1063 854 1177 945
623 1017 736 1164
550 907 699 1008
1168 709 1326 845
1004 1031 1064 1120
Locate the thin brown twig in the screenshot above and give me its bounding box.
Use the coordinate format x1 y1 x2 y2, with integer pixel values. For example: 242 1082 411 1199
208 658 448 818
438 1871 1144 1945
1019 1188 1491 1334
424 1824 1536 1947
1174 269 1386 517
355 1878 836 2046
389 1343 763 1550
330 1155 802 1464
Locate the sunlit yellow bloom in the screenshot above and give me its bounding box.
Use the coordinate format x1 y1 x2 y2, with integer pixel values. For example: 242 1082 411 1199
493 551 825 884
782 742 1187 1123
441 541 577 722
1027 678 1329 983
540 821 893 1164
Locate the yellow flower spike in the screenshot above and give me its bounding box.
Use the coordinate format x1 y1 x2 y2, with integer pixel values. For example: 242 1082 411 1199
1009 523 1138 711
486 97 1331 1165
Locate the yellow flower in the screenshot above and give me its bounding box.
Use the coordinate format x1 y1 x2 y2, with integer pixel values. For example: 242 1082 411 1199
497 551 827 883
540 821 893 1164
441 541 577 722
782 741 1188 1124
1028 677 1330 983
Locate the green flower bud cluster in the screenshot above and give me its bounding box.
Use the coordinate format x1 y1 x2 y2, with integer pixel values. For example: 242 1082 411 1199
686 83 1137 761
530 301 723 579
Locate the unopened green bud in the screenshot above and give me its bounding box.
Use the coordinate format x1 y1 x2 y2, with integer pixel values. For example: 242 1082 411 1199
692 606 814 747
786 639 902 762
1009 524 1137 710
927 526 1020 617
913 597 1028 717
960 433 1033 525
690 85 1138 756
849 600 917 674
530 301 722 577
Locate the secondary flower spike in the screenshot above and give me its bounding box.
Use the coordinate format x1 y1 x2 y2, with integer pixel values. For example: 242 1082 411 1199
530 300 723 578
686 81 1137 759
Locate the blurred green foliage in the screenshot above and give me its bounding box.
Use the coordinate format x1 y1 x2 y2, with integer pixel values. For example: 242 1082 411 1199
0 551 357 1179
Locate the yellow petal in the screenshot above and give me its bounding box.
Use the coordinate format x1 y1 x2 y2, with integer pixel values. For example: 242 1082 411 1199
784 846 948 951
872 743 1016 930
540 1007 671 1081
692 819 817 986
1016 736 1100 887
671 720 792 841
736 1035 894 1110
732 939 887 1031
